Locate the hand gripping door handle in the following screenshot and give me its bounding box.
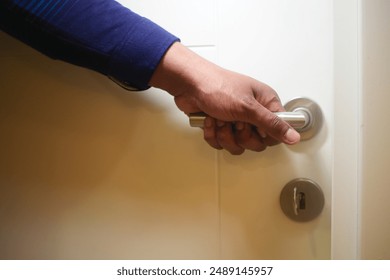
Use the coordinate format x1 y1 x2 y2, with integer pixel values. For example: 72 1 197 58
188 97 322 141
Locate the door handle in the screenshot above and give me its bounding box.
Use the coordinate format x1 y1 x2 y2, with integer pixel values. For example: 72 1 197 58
190 111 308 129
189 97 322 141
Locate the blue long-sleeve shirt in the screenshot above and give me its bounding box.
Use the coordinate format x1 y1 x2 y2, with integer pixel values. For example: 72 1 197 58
0 0 180 90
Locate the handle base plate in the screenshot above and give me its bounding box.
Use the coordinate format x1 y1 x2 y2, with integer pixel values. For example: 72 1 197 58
284 97 322 141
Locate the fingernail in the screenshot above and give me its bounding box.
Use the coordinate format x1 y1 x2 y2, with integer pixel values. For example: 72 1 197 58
284 128 300 144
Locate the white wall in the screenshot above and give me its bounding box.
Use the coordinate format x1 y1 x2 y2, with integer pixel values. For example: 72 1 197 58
359 0 390 259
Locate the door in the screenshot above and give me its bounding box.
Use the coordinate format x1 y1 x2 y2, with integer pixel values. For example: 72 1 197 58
0 0 336 259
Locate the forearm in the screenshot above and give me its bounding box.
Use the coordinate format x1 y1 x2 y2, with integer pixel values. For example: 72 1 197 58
0 0 179 90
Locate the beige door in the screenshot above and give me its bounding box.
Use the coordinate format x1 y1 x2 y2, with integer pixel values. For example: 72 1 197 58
0 0 334 259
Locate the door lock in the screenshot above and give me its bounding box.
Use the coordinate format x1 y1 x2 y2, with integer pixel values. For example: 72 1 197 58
280 178 325 222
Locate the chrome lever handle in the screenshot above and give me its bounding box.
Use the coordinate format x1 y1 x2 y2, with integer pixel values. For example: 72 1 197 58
188 97 322 141
189 111 309 129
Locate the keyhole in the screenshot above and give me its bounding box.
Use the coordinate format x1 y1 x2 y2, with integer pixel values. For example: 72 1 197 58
293 188 307 215
298 192 306 210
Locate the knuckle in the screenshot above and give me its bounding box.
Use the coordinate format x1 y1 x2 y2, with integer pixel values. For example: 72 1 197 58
216 127 230 142
270 115 283 128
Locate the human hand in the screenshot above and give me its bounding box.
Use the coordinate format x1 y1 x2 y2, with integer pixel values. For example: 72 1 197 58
187 72 299 155
150 42 300 154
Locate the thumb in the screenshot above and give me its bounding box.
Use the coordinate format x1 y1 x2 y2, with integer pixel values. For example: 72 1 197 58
282 127 301 144
249 105 301 145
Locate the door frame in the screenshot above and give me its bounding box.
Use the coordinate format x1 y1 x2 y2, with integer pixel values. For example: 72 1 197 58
331 0 361 259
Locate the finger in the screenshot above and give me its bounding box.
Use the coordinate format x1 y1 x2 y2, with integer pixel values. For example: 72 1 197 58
247 84 301 144
244 103 300 145
255 127 280 147
235 123 267 152
216 122 245 155
262 136 281 146
203 117 223 150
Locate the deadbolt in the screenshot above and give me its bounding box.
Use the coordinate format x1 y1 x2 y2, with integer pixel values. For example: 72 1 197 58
280 178 325 222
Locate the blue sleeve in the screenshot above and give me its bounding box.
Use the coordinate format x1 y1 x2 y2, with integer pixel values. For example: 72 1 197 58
0 0 180 90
